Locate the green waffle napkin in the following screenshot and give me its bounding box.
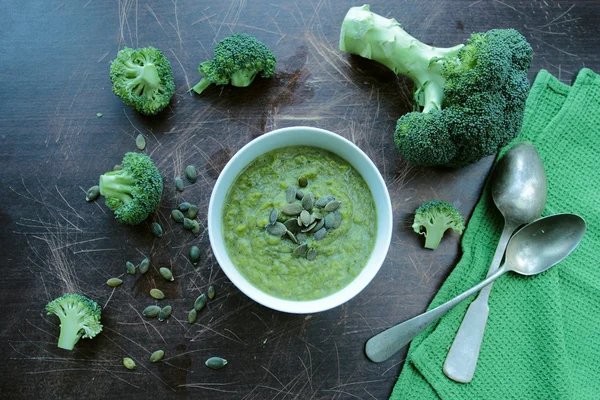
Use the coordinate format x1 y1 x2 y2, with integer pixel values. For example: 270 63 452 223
390 68 600 399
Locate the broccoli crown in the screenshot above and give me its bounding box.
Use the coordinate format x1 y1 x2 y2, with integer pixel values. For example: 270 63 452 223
46 293 103 350
99 152 163 225
110 46 175 115
412 200 465 250
192 33 276 94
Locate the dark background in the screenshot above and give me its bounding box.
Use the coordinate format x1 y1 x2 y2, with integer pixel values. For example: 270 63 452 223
1 0 598 398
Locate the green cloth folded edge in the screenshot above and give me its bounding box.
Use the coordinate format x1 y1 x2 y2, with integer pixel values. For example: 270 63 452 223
390 68 600 400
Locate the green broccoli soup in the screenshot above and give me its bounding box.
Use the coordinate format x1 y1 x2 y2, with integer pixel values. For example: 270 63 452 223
222 146 377 301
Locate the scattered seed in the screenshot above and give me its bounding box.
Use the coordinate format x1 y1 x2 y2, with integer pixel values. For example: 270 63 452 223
301 220 317 233
189 246 200 265
187 204 198 219
175 177 184 192
311 218 325 233
143 305 161 318
185 165 197 183
296 233 307 242
296 190 304 200
194 294 207 311
113 164 122 171
86 185 99 202
282 203 303 216
293 243 308 257
188 308 198 324
126 261 136 275
269 209 278 224
179 202 191 212
183 217 194 230
315 196 333 208
285 186 296 203
158 305 172 321
159 267 174 281
150 350 164 363
139 258 150 274
284 219 300 234
333 211 342 229
96 113 103 118
150 288 165 300
300 210 311 226
324 200 342 212
171 209 184 223
106 278 123 287
205 357 228 370
307 247 317 261
207 285 215 300
151 222 164 238
123 357 136 370
301 192 315 211
266 222 287 237
314 227 327 240
192 221 201 236
324 213 336 229
312 212 323 220
298 176 308 187
135 134 146 150
286 230 299 244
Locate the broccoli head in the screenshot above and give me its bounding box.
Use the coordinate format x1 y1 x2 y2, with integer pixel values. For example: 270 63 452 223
191 33 276 94
46 293 103 350
339 5 533 167
412 200 465 250
110 46 175 115
99 152 163 225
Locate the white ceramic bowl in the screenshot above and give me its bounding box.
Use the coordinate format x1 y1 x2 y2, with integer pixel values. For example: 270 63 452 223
208 126 393 314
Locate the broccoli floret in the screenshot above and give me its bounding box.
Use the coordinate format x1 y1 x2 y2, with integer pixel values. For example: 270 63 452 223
191 33 276 94
99 152 163 225
412 200 465 250
46 293 103 350
110 46 175 115
339 5 533 167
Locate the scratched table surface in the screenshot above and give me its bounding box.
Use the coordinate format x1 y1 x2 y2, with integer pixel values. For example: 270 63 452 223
1 0 599 398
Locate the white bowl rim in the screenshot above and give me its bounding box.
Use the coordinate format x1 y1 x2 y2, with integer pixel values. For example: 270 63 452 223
208 126 393 314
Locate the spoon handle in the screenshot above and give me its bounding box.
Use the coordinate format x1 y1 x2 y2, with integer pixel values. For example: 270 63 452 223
442 224 515 383
365 264 509 363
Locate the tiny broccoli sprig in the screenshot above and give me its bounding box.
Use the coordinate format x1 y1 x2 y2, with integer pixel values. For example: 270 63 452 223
110 46 175 115
191 33 276 94
412 200 465 250
99 152 163 225
46 293 103 350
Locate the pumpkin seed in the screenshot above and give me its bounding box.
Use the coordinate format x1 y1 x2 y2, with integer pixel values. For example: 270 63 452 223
150 350 164 363
150 288 165 300
126 261 136 275
301 192 315 211
293 243 308 257
86 185 100 202
194 294 207 311
315 197 329 208
324 212 336 229
106 278 123 287
171 209 184 223
158 305 172 321
188 308 198 324
187 204 198 219
135 134 146 150
189 245 200 265
307 247 317 261
282 203 303 216
301 220 317 233
179 202 191 212
286 230 299 244
324 200 341 212
96 112 103 118
143 305 161 318
207 285 215 300
139 258 150 274
284 219 299 234
296 190 304 200
332 211 342 229
266 222 286 237
300 210 311 226
185 165 197 183
113 164 122 171
298 176 308 187
151 222 164 238
159 267 174 281
314 227 327 240
285 186 296 203
192 221 201 236
312 212 323 220
269 209 278 224
205 356 228 370
296 233 307 242
123 357 136 370
311 218 325 233
183 217 194 230
175 177 184 192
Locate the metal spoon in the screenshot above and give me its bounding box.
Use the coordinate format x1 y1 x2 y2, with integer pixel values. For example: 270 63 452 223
365 214 585 363
443 142 547 383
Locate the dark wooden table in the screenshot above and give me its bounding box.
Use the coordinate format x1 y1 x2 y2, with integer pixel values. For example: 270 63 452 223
1 1 598 398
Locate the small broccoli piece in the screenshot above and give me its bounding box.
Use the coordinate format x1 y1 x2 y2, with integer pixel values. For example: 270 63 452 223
412 200 465 250
46 293 103 350
110 46 175 115
191 33 276 94
339 5 532 167
99 152 163 225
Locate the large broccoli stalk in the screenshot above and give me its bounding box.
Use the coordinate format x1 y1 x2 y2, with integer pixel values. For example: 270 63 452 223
46 294 103 350
340 5 533 167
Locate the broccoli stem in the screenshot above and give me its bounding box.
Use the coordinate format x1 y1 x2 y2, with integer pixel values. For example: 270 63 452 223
340 5 463 112
423 217 449 250
230 69 258 87
191 77 212 94
99 171 136 204
57 320 84 350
